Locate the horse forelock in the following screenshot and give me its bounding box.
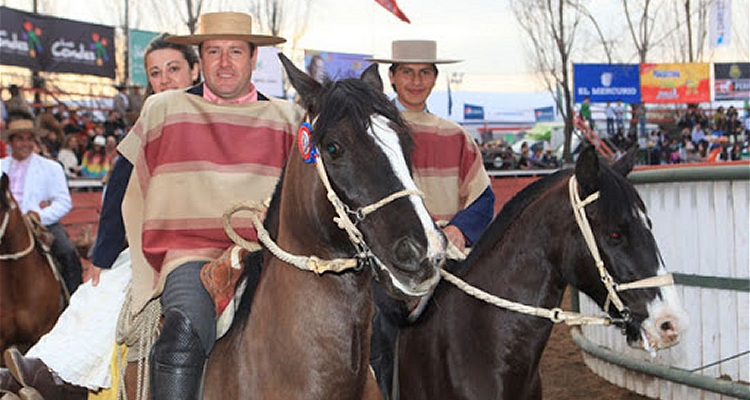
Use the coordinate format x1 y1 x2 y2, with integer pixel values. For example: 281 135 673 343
313 78 413 162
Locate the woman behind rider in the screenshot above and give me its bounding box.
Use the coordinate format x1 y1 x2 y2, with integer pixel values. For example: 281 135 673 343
0 33 201 400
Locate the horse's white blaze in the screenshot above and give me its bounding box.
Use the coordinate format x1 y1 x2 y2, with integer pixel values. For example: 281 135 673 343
369 115 445 270
641 264 689 353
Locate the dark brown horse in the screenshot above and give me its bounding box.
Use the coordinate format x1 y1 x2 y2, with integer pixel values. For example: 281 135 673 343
391 147 688 400
200 55 444 399
0 173 64 361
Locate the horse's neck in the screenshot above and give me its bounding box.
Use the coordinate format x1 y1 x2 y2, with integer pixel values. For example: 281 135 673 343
1 211 33 254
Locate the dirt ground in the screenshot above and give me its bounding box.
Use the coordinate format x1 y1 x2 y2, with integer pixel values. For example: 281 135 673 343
539 291 650 400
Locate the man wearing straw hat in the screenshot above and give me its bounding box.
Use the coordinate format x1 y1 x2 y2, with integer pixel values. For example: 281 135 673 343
113 12 302 399
0 113 82 295
366 40 495 399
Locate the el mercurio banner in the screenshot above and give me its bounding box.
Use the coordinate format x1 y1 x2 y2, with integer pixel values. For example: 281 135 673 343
0 6 115 78
640 63 710 104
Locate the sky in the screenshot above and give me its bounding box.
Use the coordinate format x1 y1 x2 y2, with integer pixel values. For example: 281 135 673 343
1 0 749 118
2 0 748 94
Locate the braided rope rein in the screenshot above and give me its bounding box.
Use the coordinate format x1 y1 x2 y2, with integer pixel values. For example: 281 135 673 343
439 175 674 326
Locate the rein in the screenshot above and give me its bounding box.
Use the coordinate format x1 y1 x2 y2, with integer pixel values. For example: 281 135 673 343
224 115 423 275
441 175 674 327
0 199 36 261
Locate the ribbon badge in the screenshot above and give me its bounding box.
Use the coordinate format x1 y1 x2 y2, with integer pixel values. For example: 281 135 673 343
297 122 318 164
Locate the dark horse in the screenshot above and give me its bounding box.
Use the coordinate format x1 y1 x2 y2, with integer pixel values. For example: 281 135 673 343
0 173 63 360
201 55 444 399
392 147 687 400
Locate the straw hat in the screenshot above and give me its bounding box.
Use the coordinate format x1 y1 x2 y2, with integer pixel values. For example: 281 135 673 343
166 12 286 47
366 40 460 64
2 117 47 141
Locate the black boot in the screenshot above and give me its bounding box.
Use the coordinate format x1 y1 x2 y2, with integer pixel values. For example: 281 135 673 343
150 308 206 400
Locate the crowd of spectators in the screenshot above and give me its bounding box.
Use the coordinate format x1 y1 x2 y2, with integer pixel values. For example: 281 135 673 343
644 104 749 165
0 86 135 187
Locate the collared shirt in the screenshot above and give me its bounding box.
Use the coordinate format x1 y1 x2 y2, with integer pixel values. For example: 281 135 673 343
394 98 428 113
203 83 258 104
8 156 31 210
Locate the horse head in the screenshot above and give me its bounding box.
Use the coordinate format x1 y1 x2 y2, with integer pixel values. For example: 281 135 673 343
278 54 443 299
570 146 687 353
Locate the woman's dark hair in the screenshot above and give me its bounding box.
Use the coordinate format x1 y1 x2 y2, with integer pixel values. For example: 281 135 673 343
143 32 201 99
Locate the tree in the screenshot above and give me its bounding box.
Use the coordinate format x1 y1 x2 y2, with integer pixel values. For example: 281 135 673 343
511 0 586 162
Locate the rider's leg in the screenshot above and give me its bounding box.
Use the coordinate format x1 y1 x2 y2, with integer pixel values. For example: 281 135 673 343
47 223 82 295
150 261 215 400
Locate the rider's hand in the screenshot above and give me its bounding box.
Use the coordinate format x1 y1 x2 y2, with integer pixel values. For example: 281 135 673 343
442 225 466 253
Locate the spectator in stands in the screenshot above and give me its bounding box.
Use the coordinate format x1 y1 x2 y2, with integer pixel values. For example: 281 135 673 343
57 134 82 178
103 110 127 138
518 141 532 169
580 96 593 130
0 112 82 294
635 103 647 137
712 106 726 133
691 123 706 146
605 101 615 137
4 84 33 117
540 147 559 168
614 99 625 132
127 85 144 117
112 84 129 123
38 112 64 159
726 112 742 143
79 135 110 180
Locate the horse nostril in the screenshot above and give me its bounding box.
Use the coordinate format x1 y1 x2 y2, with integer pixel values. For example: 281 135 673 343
393 237 423 271
660 321 673 332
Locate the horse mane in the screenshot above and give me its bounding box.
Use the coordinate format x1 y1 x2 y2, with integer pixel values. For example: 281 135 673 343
313 78 414 160
456 169 573 274
595 161 646 226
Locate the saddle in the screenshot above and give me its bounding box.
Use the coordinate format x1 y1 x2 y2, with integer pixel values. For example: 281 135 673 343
23 211 54 250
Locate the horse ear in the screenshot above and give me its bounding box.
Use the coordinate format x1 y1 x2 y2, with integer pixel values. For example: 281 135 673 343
278 53 321 113
1 173 8 190
611 145 638 177
361 63 383 93
575 146 601 197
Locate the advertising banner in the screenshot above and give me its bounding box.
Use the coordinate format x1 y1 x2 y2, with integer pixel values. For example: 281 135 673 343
0 6 116 78
534 106 555 122
253 47 284 98
573 64 641 104
714 62 750 101
640 63 710 104
129 29 159 88
303 50 372 83
463 104 484 120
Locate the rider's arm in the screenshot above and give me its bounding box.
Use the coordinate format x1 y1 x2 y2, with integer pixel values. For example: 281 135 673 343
91 156 132 269
447 185 495 245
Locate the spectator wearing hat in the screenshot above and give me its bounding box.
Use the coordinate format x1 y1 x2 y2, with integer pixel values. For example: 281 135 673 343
80 135 110 179
0 113 82 295
4 84 33 118
367 39 495 399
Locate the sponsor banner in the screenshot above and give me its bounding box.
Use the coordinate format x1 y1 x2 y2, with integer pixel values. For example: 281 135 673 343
253 47 284 98
573 64 640 104
640 63 710 104
129 29 159 88
464 104 484 120
0 6 115 78
714 62 750 101
709 0 731 48
304 50 372 83
534 106 555 122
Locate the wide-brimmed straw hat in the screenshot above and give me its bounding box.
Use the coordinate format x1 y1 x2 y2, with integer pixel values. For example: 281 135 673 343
166 12 286 47
367 40 460 64
2 117 47 141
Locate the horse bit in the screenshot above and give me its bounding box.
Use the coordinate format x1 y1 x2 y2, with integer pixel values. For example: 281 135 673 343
439 175 674 328
0 193 36 261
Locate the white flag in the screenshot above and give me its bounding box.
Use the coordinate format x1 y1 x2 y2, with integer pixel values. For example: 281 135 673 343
709 0 732 48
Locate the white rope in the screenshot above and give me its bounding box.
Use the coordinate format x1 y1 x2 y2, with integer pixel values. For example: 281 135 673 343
0 205 36 261
439 175 675 326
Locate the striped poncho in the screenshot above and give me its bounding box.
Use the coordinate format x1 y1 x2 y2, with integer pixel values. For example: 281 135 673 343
118 89 303 313
403 111 491 224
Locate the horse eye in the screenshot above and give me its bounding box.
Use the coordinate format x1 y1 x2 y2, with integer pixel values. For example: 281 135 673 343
325 142 341 156
608 232 623 245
